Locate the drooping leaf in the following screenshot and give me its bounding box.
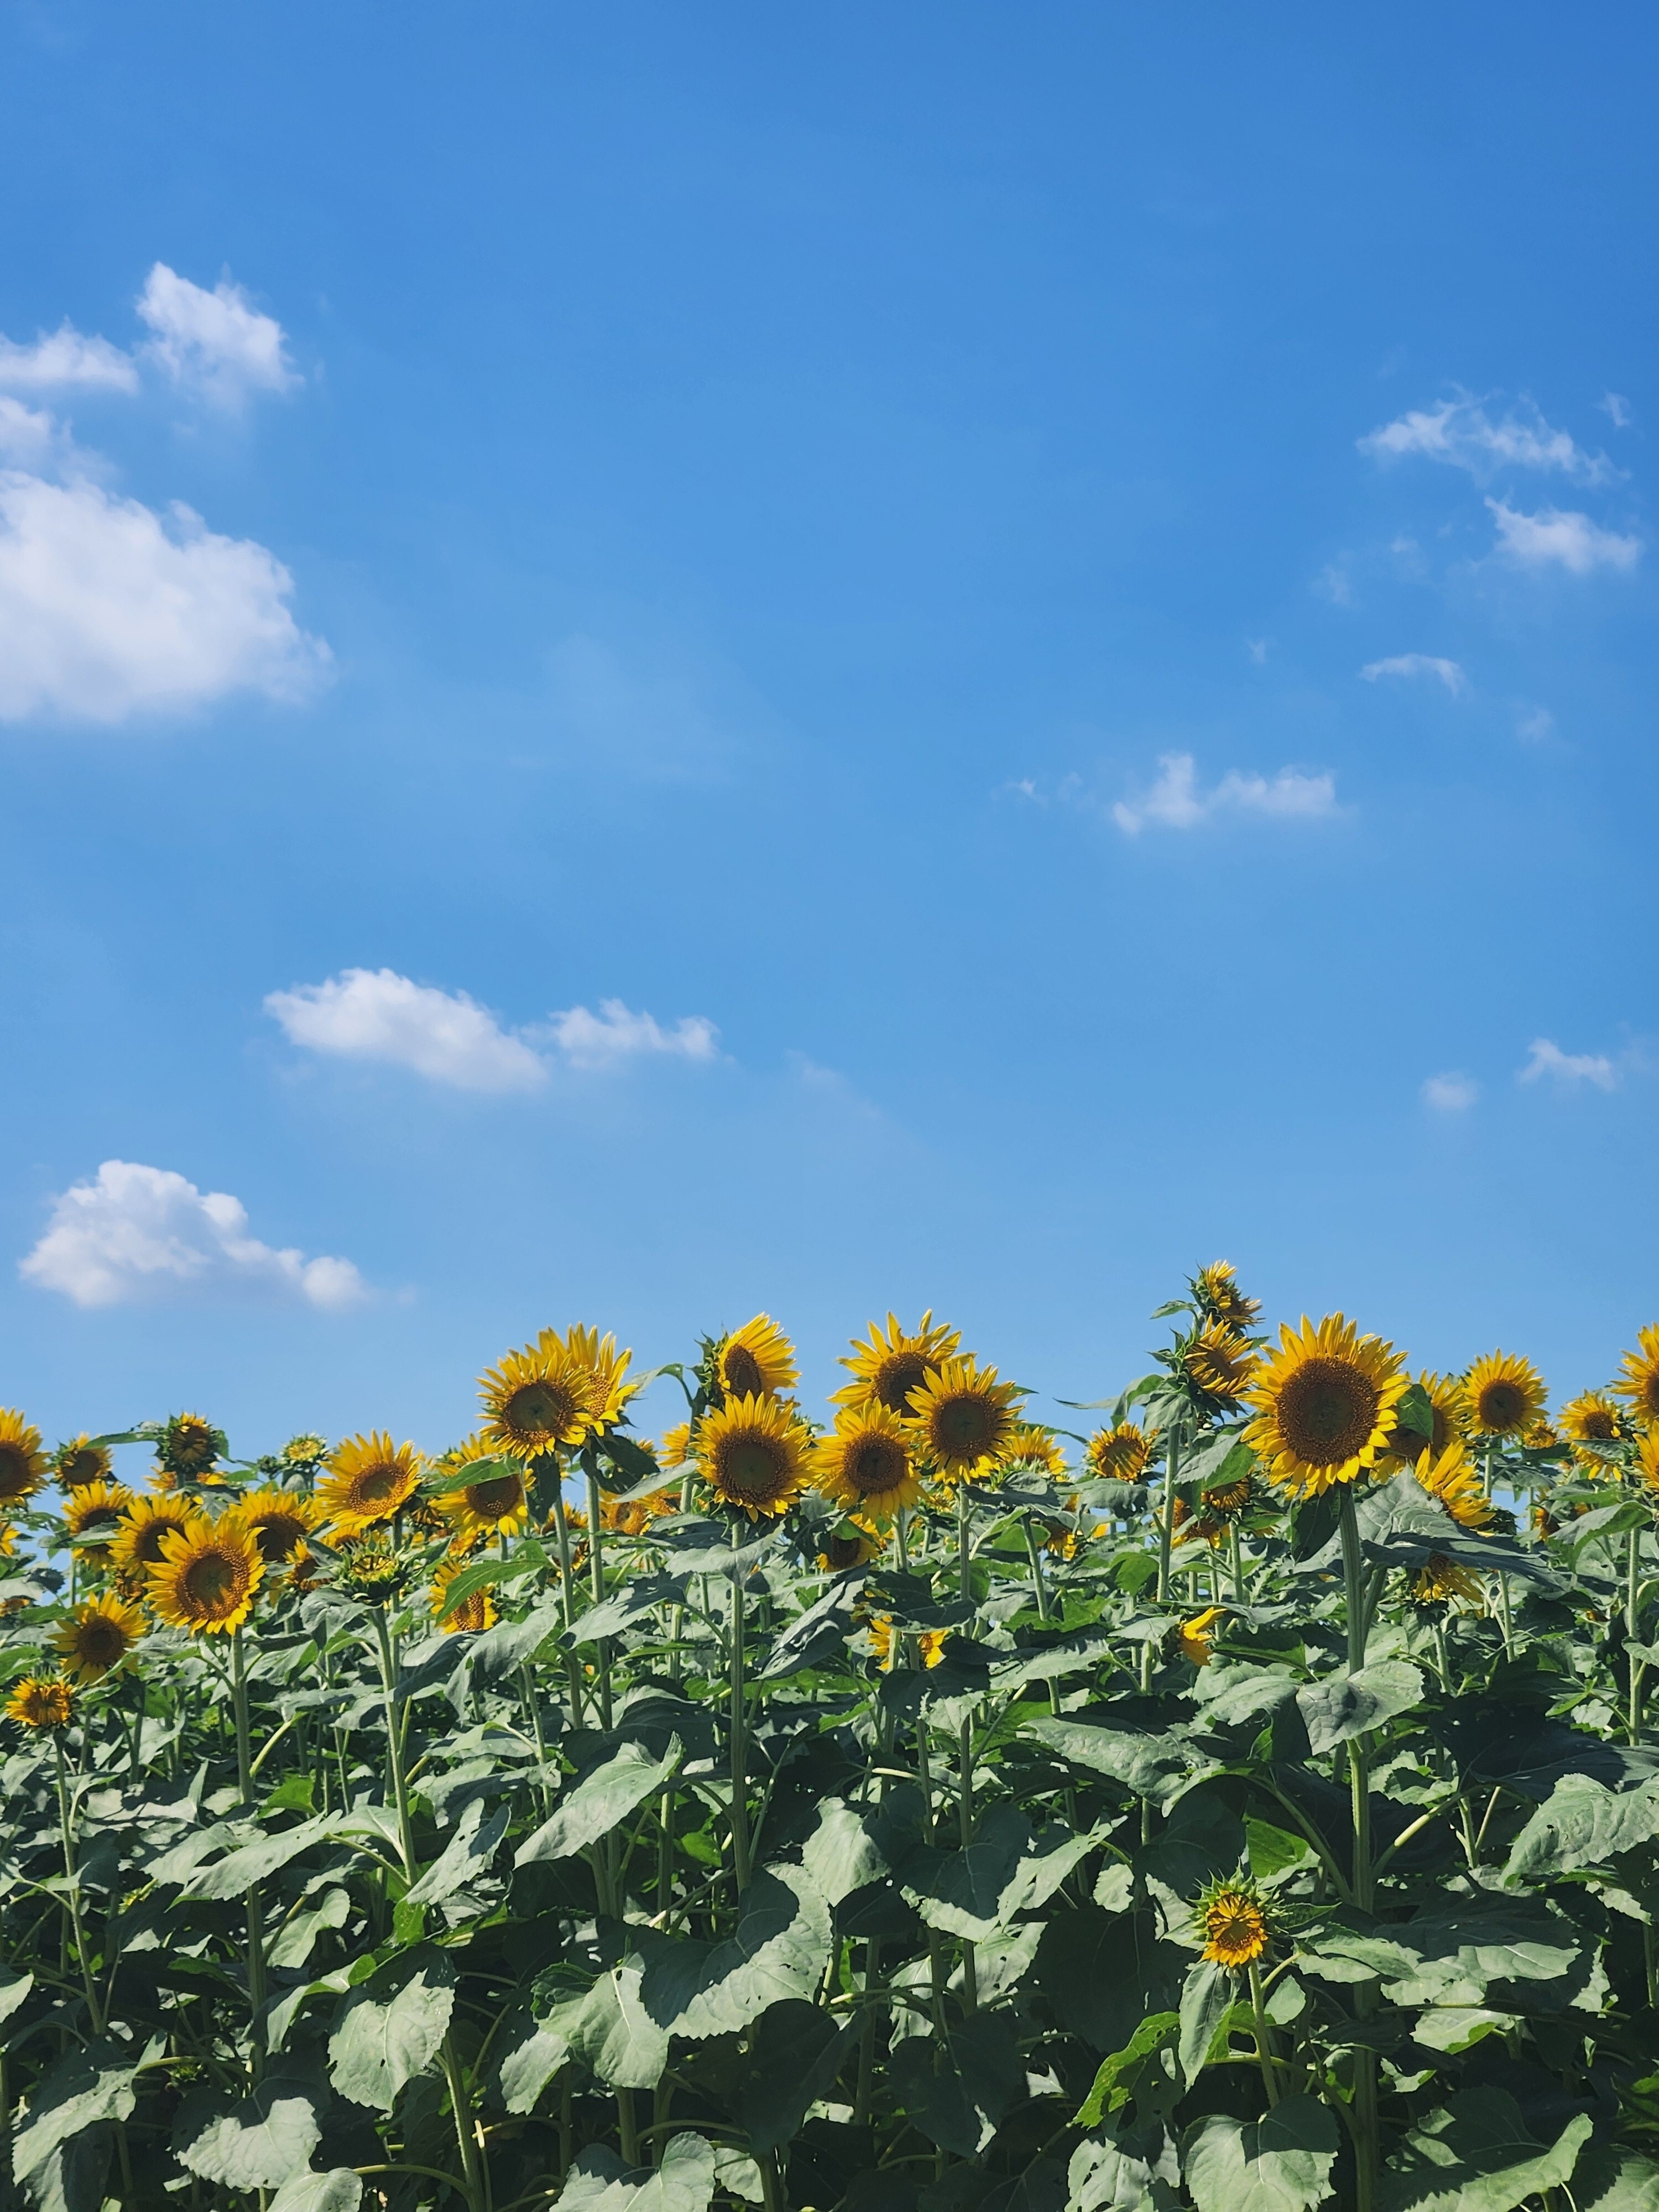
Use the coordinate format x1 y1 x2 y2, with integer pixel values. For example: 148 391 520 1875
736 1999 858 2152
1574 2146 1659 2211
1503 1772 1659 1881
1378 2090 1592 2212
269 2173 365 2212
515 1738 681 1865
627 2133 720 2212
539 1960 670 2089
1074 2013 1179 2126
1296 1660 1425 1756
404 1797 511 1906
640 1865 834 2038
1181 2097 1340 2212
327 1946 457 2112
900 1803 1032 1940
1066 2137 1182 2212
12 2041 138 2188
495 2007 572 2114
172 2073 325 2190
1176 1960 1236 2082
1026 1717 1200 1802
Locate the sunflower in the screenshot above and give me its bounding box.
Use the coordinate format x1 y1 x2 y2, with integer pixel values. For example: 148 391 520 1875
818 1525 883 1572
695 1394 813 1520
1085 1424 1152 1484
1178 1322 1258 1410
1413 1439 1495 1533
154 1412 226 1485
660 1423 692 1470
337 1541 414 1605
1193 1261 1262 1334
1044 1513 1103 1561
1561 1391 1625 1470
147 1515 264 1636
1614 1326 1659 1430
1178 1606 1225 1666
1200 1475 1258 1521
233 1489 320 1564
1410 1554 1483 1610
53 1436 113 1490
834 1312 962 1418
544 1324 639 1432
0 1411 47 1509
1637 1430 1659 1495
1245 1314 1408 1501
479 1342 603 1457
53 1594 145 1683
315 1433 424 1538
601 1489 677 1538
430 1557 499 1632
1381 1371 1468 1467
110 1495 194 1577
1002 1423 1067 1477
1524 1418 1561 1452
867 1616 946 1672
1463 1352 1548 1440
280 1433 328 1478
0 1524 14 1557
65 1480 137 1544
439 1453 531 1548
709 1314 799 1404
813 1404 922 1521
1196 1880 1271 1970
7 1675 74 1730
902 1356 1021 1480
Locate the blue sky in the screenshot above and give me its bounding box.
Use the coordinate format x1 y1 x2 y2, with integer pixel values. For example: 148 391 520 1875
2 2 1655 1457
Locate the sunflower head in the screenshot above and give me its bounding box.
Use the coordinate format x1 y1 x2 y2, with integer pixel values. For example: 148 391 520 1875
53 1436 113 1491
601 1488 677 1538
1463 1352 1548 1440
1614 1326 1659 1431
147 1514 264 1636
337 1539 416 1605
155 1412 226 1483
233 1489 320 1564
540 1324 639 1432
110 1495 194 1575
1200 1475 1258 1522
280 1433 329 1479
1085 1424 1152 1484
695 1394 813 1521
1561 1391 1626 1470
0 1411 47 1509
705 1315 799 1406
902 1356 1021 1479
834 1312 962 1419
867 1615 946 1672
1413 1439 1495 1533
1174 1321 1258 1412
1001 1423 1068 1478
1192 1261 1262 1334
480 1342 603 1457
65 1479 137 1545
430 1557 499 1632
7 1674 75 1730
1410 1553 1483 1612
1637 1430 1659 1495
660 1423 692 1470
54 1594 145 1683
1382 1371 1468 1467
1245 1314 1408 1501
813 1404 921 1522
1177 1605 1226 1666
818 1524 883 1572
437 1447 530 1546
1196 1879 1272 1970
316 1433 424 1539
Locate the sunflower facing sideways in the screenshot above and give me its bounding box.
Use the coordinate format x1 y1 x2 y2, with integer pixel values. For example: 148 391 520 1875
64 1480 137 1546
902 1355 1021 1481
1001 1424 1068 1478
436 1442 531 1550
834 1312 961 1419
7 1676 74 1730
111 1495 194 1579
695 1392 813 1520
146 1513 264 1636
1613 1326 1659 1432
479 1341 604 1458
813 1403 922 1521
708 1314 799 1404
1560 1391 1625 1472
1463 1351 1548 1441
430 1556 499 1633
152 1412 226 1488
1177 1321 1258 1412
1245 1314 1408 1501
546 1324 638 1432
54 1594 145 1683
234 1490 320 1564
1412 1439 1495 1532
1638 1430 1659 1495
0 1410 47 1511
1086 1423 1152 1484
53 1436 113 1491
1381 1371 1468 1468
316 1433 424 1540
1192 1261 1262 1335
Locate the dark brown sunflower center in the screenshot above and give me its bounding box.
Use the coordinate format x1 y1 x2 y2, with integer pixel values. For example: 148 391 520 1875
354 1462 408 1505
1204 1479 1253 1515
933 1395 999 1459
874 1353 930 1416
1275 1359 1379 1465
823 1534 867 1571
847 1436 908 1497
719 1438 789 1502
1580 1409 1616 1439
76 1620 127 1667
75 1506 121 1535
1208 1903 1262 1953
1641 1371 1659 1417
252 1514 308 1561
62 1452 103 1485
1477 1381 1527 1431
721 1345 766 1398
182 1552 242 1610
137 1519 185 1563
468 1475 523 1521
0 1447 36 1500
507 1381 580 1437
171 1425 216 1471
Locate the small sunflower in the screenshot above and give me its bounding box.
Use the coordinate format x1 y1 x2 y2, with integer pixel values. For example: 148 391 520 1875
1561 1391 1625 1469
65 1479 137 1545
709 1314 799 1403
1413 1439 1495 1533
337 1540 414 1605
109 1495 194 1576
234 1489 320 1564
1177 1606 1225 1666
1174 1511 1225 1550
1200 1475 1258 1521
430 1557 499 1632
155 1412 226 1484
479 1342 603 1457
545 1324 639 1431
1193 1261 1262 1333
1043 1512 1103 1561
1533 1503 1560 1539
1637 1430 1659 1495
0 1411 47 1509
1245 1314 1408 1501
147 1515 264 1636
867 1615 946 1672
1002 1423 1068 1477
1177 1321 1258 1411
283 1543 325 1595
1463 1352 1548 1440
660 1423 692 1470
1614 1326 1659 1431
695 1394 813 1520
1382 1371 1468 1467
601 1489 677 1538
1410 1553 1483 1611
1085 1424 1152 1483
438 1448 531 1547
53 1436 113 1490
818 1524 883 1572
813 1404 922 1521
280 1433 328 1477
834 1312 962 1418
1196 1879 1272 1970
316 1433 424 1538
1524 1418 1561 1452
53 1594 145 1682
902 1355 1021 1480
7 1674 74 1730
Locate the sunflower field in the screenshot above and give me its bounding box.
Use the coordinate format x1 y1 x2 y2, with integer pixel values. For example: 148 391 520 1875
7 1278 1659 2212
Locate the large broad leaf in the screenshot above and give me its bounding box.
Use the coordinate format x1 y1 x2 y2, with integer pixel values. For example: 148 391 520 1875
404 1798 511 1906
1176 1960 1236 2083
515 1739 681 1865
640 1865 833 2038
1034 1905 1185 2056
888 2015 1024 2158
736 1998 858 2153
0 1965 33 2026
1181 2097 1339 2212
461 1600 567 1686
759 1575 867 1679
327 1946 457 2111
1378 2090 1591 2212
1066 2138 1182 2212
1302 1902 1581 2008
1026 1717 1200 1802
12 2041 138 2187
182 1812 353 1901
1296 1661 1424 1755
496 2007 573 2113
269 2174 365 2212
1504 1772 1659 1881
1190 1666 1300 1734
1575 2146 1659 2210
539 1960 669 2089
172 2073 324 2189
800 1796 890 1906
555 2134 719 2212
1297 1477 1556 1585
900 1803 1032 1940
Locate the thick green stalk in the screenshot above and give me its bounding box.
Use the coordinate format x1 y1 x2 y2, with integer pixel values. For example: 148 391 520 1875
1156 1421 1183 1603
1628 1525 1645 1744
231 1631 269 2044
729 1521 752 1895
586 1462 614 1729
52 1741 102 2033
546 1485 586 1725
1339 1489 1378 2212
1248 1960 1280 2107
956 1483 973 1604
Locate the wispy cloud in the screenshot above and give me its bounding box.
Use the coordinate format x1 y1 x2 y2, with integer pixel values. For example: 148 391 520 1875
0 322 139 393
1599 393 1634 430
1312 561 1354 607
19 1160 365 1310
1360 653 1467 696
1516 706 1554 744
1112 753 1339 836
137 264 297 406
1519 1037 1618 1091
1245 638 1271 665
1422 1071 1479 1113
1486 500 1642 575
1360 394 1615 484
536 1000 719 1070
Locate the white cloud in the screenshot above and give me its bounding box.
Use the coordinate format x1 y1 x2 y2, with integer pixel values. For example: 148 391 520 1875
0 472 329 722
1360 394 1614 483
1423 1071 1479 1113
1599 393 1634 430
1486 499 1641 575
1360 653 1468 696
0 321 139 393
19 1159 365 1310
1112 753 1339 836
1245 638 1270 665
1313 561 1354 606
137 263 296 405
539 999 720 1069
1516 706 1554 743
265 968 549 1094
1519 1037 1617 1091
0 397 69 471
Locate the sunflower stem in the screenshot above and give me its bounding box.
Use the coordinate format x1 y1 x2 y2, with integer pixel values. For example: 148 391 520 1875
956 1483 973 1607
1247 1960 1280 2107
1338 1487 1379 2212
52 1740 102 2034
729 1520 752 1897
1229 1521 1246 1605
1628 1524 1645 1744
547 1483 586 1725
585 1460 614 1731
1157 1421 1183 1604
231 1629 269 2061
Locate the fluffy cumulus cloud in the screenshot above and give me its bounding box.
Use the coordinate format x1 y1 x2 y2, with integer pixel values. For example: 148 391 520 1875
1112 753 1338 836
1359 394 1614 484
1360 654 1467 695
136 264 297 405
19 1160 364 1310
0 322 138 393
1519 1038 1618 1091
1422 1071 1479 1113
1485 500 1642 575
266 968 720 1087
